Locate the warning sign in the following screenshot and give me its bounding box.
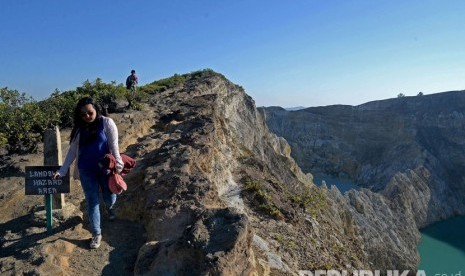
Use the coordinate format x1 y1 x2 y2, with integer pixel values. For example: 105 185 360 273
25 166 70 195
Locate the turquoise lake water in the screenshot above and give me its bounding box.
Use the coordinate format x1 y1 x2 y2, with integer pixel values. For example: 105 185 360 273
418 215 465 274
313 176 465 272
313 176 359 193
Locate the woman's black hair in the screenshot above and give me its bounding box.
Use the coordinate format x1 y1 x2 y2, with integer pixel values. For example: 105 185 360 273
70 97 103 142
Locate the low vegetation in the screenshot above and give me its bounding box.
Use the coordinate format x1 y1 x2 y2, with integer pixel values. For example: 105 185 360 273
288 188 327 219
139 74 186 94
139 69 222 94
1 88 46 153
243 179 284 219
0 69 222 154
1 79 133 154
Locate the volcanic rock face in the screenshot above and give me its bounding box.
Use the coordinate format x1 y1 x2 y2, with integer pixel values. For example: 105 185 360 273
0 71 422 274
116 72 419 273
261 92 465 228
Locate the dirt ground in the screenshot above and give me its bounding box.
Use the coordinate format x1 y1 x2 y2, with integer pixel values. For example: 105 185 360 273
0 110 153 275
0 157 146 276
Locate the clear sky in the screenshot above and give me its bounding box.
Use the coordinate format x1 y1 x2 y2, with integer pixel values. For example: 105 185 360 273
1 1 465 107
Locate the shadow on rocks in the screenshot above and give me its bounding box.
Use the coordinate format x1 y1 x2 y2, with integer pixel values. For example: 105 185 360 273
0 213 82 259
101 219 146 276
0 156 23 178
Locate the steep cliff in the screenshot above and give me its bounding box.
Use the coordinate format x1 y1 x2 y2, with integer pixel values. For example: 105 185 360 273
0 71 421 275
116 71 419 273
262 92 465 228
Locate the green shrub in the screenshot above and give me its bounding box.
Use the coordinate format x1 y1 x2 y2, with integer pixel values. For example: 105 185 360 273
0 88 43 152
76 79 128 112
38 89 80 129
1 78 137 154
244 179 262 192
289 188 327 218
126 89 149 110
140 73 186 94
274 233 284 243
139 69 224 94
189 69 219 80
243 179 284 219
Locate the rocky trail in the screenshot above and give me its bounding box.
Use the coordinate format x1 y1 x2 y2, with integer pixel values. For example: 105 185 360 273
0 108 154 275
0 199 145 275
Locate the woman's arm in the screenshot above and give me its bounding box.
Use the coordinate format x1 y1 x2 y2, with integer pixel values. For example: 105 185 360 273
56 133 79 177
105 117 124 173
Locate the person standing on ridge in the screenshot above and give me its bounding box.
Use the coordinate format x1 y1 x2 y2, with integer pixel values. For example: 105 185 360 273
53 97 123 249
126 69 138 94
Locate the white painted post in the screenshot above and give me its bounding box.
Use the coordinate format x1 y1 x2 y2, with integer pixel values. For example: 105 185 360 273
44 126 65 209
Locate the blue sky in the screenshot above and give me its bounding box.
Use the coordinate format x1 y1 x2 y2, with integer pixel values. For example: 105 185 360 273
1 1 464 107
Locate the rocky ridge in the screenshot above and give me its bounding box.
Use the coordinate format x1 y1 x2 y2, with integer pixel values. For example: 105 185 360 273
1 71 420 275
117 72 418 273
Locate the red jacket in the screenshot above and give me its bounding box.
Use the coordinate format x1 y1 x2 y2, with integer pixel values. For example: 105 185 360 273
104 153 136 175
103 153 136 194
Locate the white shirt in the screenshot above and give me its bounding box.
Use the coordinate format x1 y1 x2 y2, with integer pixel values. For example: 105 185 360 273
58 116 123 179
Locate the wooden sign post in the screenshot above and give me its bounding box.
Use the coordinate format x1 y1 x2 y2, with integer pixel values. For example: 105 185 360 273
44 127 65 209
25 127 69 233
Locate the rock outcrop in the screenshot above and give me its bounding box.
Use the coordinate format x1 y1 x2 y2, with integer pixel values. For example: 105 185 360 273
261 92 465 229
115 71 419 273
